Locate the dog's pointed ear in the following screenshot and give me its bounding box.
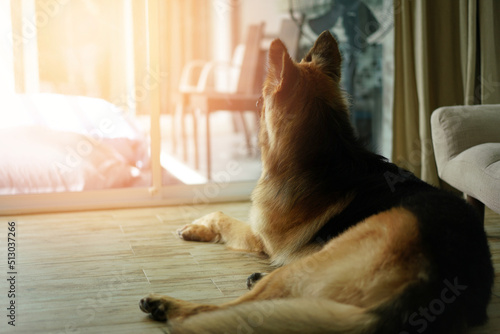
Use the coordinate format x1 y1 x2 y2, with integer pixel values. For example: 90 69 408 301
303 31 341 80
267 39 298 92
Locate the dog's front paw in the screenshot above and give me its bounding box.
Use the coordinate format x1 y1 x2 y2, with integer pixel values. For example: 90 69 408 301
139 294 170 322
177 212 225 242
177 224 219 242
246 272 268 290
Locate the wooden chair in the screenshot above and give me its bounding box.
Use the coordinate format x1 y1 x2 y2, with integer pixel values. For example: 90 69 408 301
180 23 265 179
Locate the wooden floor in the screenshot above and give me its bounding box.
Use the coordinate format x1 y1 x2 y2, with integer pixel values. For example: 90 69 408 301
0 202 499 333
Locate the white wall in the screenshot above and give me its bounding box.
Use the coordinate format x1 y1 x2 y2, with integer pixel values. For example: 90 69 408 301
0 0 15 93
239 0 289 40
211 0 234 63
211 0 293 59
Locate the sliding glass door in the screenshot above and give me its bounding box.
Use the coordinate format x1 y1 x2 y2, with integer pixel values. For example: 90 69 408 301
0 0 259 215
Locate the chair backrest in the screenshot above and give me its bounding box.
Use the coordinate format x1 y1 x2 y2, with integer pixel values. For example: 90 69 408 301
236 23 265 95
231 45 246 67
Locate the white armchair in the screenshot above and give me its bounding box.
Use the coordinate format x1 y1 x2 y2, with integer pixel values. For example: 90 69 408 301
431 104 500 222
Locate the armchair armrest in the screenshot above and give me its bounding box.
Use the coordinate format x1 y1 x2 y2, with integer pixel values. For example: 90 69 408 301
179 44 246 94
179 60 239 94
431 104 500 172
196 60 239 93
179 60 209 92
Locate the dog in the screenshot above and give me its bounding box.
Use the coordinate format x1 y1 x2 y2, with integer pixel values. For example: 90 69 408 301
140 31 493 334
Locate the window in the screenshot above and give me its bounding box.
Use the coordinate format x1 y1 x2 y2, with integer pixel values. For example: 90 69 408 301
0 0 394 214
0 0 258 214
282 0 394 156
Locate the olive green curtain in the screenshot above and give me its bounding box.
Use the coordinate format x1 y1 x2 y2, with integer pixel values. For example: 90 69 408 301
392 0 500 186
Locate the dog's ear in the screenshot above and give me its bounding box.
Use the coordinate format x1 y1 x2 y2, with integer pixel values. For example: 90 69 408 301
303 31 341 80
267 39 298 93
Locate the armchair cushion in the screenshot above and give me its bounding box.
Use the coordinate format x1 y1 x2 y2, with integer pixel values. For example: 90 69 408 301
440 143 500 212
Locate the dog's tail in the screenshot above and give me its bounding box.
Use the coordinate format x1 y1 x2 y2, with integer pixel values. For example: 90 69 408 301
168 298 379 334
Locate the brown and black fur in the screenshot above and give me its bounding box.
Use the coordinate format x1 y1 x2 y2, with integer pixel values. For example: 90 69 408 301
140 31 493 334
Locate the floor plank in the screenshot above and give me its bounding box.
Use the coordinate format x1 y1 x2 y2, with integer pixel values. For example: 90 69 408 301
0 202 498 333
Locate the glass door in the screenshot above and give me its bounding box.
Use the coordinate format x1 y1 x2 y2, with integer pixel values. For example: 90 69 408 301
0 0 260 215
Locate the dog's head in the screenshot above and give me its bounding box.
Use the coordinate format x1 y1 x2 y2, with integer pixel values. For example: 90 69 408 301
259 31 352 173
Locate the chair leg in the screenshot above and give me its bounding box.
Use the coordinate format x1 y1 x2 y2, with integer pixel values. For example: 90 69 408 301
206 111 211 180
173 102 182 155
466 195 485 226
231 113 241 133
181 106 188 162
238 111 253 156
192 108 199 170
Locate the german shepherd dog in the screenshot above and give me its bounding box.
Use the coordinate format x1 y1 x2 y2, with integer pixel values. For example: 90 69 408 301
140 31 493 333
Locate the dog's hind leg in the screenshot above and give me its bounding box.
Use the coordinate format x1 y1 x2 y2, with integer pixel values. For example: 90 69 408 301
140 260 295 323
177 211 265 253
140 264 291 323
140 294 221 322
140 243 382 332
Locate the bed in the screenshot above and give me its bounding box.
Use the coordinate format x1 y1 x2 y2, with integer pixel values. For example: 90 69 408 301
0 93 157 195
